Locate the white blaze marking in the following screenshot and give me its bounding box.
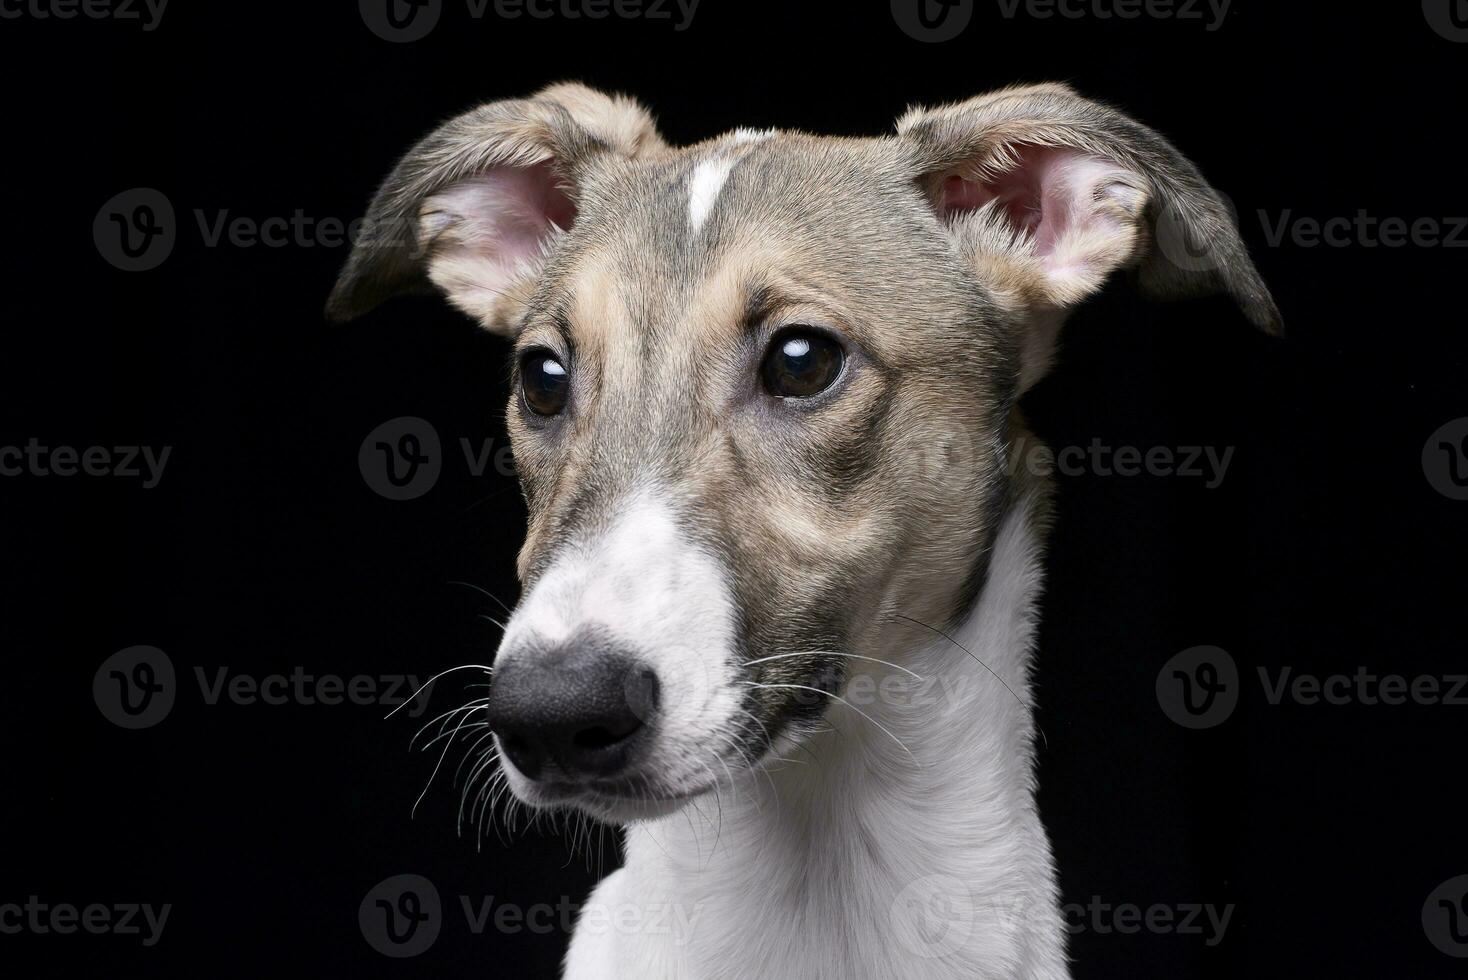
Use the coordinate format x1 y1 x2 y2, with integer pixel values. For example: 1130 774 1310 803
730 127 774 145
688 156 736 233
498 491 739 755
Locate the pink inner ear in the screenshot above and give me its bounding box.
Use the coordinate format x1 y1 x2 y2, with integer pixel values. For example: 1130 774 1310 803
423 160 576 299
938 146 1115 259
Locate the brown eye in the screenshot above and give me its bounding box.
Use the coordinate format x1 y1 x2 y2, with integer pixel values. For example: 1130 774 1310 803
521 351 569 416
761 328 844 399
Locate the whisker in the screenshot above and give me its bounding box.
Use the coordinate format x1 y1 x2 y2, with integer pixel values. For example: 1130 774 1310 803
709 730 765 814
731 704 821 773
740 681 920 766
889 613 1030 710
454 729 498 786
446 580 515 615
384 664 493 720
457 742 500 836
742 650 924 680
417 719 488 753
410 699 489 751
693 759 726 866
412 705 482 819
465 762 503 832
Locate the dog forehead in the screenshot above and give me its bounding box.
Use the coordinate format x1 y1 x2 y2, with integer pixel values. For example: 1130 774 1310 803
591 134 916 254
546 133 942 347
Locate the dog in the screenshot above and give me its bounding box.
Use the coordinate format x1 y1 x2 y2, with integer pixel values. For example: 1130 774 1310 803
328 81 1278 979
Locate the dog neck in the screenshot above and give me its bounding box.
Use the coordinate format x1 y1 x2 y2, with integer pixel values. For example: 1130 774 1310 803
607 482 1068 979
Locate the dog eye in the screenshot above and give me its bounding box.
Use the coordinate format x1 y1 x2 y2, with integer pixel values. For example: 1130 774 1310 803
521 351 569 416
761 328 844 399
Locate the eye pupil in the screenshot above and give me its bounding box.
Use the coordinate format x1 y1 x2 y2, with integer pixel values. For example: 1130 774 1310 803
762 328 843 399
521 352 569 416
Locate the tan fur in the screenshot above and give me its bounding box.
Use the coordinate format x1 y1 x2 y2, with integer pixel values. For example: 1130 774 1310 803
328 83 1280 980
330 84 1279 701
534 82 671 160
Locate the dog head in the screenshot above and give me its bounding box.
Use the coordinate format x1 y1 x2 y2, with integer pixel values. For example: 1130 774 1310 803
331 82 1278 822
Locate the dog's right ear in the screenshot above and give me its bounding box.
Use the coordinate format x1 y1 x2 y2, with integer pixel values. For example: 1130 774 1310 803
898 84 1281 328
325 83 667 333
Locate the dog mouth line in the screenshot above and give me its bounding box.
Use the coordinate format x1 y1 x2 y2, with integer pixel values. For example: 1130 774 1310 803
493 688 816 812
526 778 714 809
512 739 780 809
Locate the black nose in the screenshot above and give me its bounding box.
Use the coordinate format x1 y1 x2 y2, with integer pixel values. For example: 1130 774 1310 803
486 641 660 781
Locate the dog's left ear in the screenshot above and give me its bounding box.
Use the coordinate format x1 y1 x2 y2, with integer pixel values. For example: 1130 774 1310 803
899 83 1280 376
325 82 667 330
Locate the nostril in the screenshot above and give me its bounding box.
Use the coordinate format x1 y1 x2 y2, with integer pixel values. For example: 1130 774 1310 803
624 666 661 723
498 731 542 780
571 718 641 751
502 733 530 753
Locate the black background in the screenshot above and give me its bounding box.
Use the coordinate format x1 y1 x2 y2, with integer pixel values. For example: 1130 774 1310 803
3 1 1465 977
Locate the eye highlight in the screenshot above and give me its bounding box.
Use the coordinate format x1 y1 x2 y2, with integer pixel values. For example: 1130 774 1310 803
520 350 570 417
761 328 844 399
